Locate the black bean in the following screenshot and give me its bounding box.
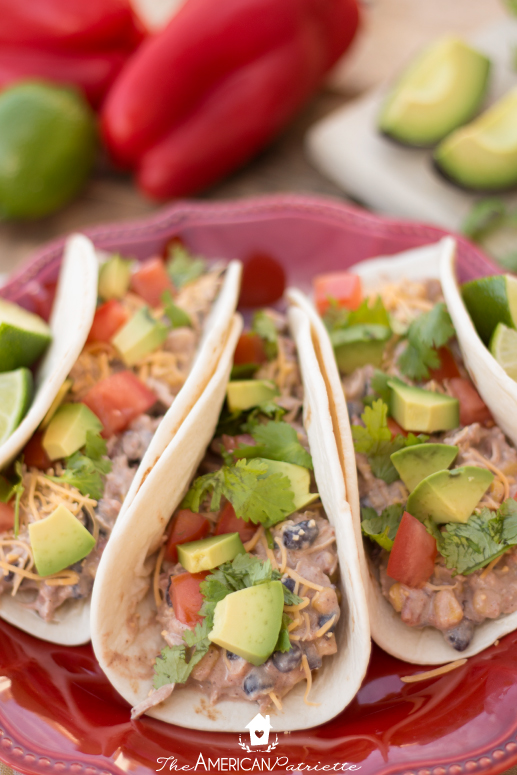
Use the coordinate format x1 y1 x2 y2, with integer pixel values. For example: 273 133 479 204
271 645 302 673
317 613 336 633
243 669 274 698
226 650 241 661
282 577 296 593
444 619 475 652
2 571 13 583
283 520 319 550
302 643 322 670
165 577 173 607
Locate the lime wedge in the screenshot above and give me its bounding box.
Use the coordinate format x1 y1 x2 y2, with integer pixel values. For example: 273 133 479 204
0 368 33 445
0 299 52 372
489 322 517 381
462 274 517 345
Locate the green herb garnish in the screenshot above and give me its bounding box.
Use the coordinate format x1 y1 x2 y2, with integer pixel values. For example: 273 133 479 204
161 289 192 328
397 302 455 380
361 503 404 550
47 431 112 500
167 245 206 289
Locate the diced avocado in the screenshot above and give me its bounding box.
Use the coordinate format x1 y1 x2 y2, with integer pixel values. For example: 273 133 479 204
209 580 284 666
29 504 96 577
332 325 391 375
0 298 52 372
262 459 319 512
111 306 168 366
42 402 102 460
39 379 72 431
406 466 494 524
379 37 490 147
177 533 245 573
98 254 132 301
226 380 278 412
388 380 459 433
390 443 459 492
434 87 517 191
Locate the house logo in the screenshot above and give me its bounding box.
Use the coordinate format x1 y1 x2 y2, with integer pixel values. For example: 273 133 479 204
238 713 279 753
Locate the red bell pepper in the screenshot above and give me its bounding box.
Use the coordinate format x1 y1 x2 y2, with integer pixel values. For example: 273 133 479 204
102 0 360 198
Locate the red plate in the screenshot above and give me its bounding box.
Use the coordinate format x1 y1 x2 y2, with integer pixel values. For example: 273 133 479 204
1 194 513 775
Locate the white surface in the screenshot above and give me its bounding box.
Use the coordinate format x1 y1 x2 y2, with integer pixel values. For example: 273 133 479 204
308 18 517 231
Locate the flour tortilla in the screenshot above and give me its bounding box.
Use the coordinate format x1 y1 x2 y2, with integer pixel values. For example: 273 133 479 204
289 237 517 664
90 306 371 731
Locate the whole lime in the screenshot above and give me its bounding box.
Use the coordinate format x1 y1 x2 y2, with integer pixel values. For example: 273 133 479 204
0 81 97 219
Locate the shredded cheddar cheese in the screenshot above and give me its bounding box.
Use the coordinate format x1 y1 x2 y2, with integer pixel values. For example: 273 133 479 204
480 553 505 579
314 614 336 638
305 536 336 555
153 544 167 609
400 659 467 683
268 691 283 711
301 654 320 706
284 597 310 613
285 568 323 592
244 526 263 552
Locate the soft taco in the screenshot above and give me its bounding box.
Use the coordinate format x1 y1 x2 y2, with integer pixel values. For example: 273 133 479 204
0 242 241 644
91 303 370 731
290 237 517 664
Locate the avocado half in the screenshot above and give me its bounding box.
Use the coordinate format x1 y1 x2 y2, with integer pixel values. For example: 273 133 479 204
378 36 490 147
434 87 517 191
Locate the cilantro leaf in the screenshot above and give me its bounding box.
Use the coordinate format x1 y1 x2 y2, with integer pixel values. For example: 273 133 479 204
161 289 192 328
361 504 404 550
348 296 391 328
234 420 313 470
398 303 455 380
275 613 292 653
153 618 211 689
167 245 206 289
215 399 285 438
251 311 278 360
48 431 112 500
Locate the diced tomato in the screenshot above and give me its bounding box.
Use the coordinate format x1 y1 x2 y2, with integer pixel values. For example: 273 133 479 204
130 257 175 307
82 371 157 438
24 280 58 322
239 253 286 308
215 501 256 543
233 332 267 366
428 347 461 382
23 432 51 470
387 511 437 588
169 571 209 626
221 434 255 454
447 378 492 426
162 235 185 259
87 300 128 343
387 417 408 439
165 509 211 563
313 272 362 316
0 502 14 533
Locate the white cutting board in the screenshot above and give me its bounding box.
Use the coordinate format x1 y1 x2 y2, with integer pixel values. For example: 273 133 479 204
307 18 517 231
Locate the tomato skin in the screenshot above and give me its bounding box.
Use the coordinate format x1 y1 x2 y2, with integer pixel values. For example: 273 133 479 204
387 417 407 438
233 332 267 366
82 370 156 437
130 257 175 307
215 501 256 543
88 299 128 343
239 254 285 308
448 378 492 426
25 280 57 322
23 432 51 470
169 571 209 626
165 509 211 563
387 511 437 588
428 347 461 382
0 502 14 533
313 272 362 315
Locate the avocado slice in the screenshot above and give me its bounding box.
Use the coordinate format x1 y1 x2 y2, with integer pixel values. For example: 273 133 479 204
111 306 168 366
226 379 278 412
209 581 284 665
42 402 103 460
98 255 132 301
434 87 517 191
391 443 459 492
378 37 490 147
406 466 494 524
29 504 96 576
262 459 319 512
332 324 391 375
177 533 245 573
388 380 459 433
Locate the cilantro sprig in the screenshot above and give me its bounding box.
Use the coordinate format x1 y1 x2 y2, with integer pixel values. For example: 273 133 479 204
153 619 211 689
361 503 404 550
251 311 278 360
161 289 192 329
47 431 112 500
0 461 25 537
233 419 312 470
397 303 455 381
167 245 206 289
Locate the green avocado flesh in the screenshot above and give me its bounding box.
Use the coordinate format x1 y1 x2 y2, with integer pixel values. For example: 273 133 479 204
462 274 517 345
434 87 517 191
379 36 490 146
42 402 102 460
29 504 95 576
333 325 391 374
262 459 319 512
390 443 459 492
209 581 284 666
0 298 51 372
177 533 245 573
98 255 132 301
111 306 168 366
406 466 494 524
226 380 278 412
388 380 459 433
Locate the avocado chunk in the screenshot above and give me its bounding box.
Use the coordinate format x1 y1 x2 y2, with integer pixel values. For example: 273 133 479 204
98 254 132 301
388 380 459 433
332 325 391 374
29 504 96 577
177 533 245 573
111 306 168 366
406 466 494 524
226 380 278 412
209 580 284 665
0 298 52 372
434 87 517 191
379 37 490 147
391 443 459 492
262 459 319 512
42 402 102 460
39 379 72 431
